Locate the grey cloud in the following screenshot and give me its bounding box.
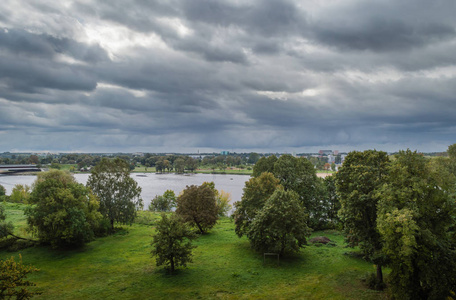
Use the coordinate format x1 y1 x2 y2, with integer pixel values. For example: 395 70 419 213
1 0 456 153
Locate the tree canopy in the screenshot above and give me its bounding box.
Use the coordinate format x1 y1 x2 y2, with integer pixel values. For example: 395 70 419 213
25 170 102 248
377 150 456 299
87 158 143 230
233 172 280 238
336 150 389 286
176 184 218 234
149 190 176 212
247 189 311 255
151 214 196 273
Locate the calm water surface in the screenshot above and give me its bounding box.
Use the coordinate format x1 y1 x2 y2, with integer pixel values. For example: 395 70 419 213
0 173 250 209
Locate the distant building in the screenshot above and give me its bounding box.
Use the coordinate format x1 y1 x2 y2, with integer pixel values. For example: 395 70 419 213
333 150 339 155
220 151 230 155
319 150 332 155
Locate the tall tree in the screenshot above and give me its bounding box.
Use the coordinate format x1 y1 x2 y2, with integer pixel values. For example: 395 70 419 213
252 155 277 177
174 158 186 174
336 150 389 287
176 184 218 234
377 150 456 299
26 170 102 248
247 189 312 255
87 158 143 230
151 214 196 274
233 172 280 238
272 155 318 218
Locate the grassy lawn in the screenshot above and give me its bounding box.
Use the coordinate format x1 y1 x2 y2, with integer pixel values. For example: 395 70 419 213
1 205 387 299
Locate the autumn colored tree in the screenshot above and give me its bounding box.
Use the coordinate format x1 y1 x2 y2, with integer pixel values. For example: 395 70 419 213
176 184 218 234
0 255 39 299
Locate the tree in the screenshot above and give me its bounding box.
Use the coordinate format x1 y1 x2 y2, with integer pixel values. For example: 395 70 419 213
216 190 232 217
336 150 389 287
377 150 456 299
149 190 176 212
247 152 260 164
247 189 312 255
87 158 143 230
176 185 218 234
200 182 232 217
322 175 340 227
185 157 198 173
272 155 318 218
0 205 14 239
0 185 6 197
252 155 278 177
0 255 39 299
151 214 196 273
174 158 185 174
9 184 30 203
25 170 102 248
233 172 280 237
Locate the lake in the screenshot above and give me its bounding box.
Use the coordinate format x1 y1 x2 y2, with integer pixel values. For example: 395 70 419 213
0 173 251 210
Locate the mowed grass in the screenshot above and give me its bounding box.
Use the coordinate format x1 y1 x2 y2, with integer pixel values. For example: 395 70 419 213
1 206 387 299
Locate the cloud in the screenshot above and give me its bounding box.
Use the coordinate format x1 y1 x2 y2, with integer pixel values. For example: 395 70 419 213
0 0 455 153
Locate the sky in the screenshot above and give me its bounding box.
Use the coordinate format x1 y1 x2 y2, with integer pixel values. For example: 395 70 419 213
0 0 455 154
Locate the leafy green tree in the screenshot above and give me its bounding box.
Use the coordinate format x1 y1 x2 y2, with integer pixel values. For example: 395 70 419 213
201 182 232 217
176 185 218 234
174 158 186 174
0 255 39 299
252 155 278 177
247 189 312 255
0 205 14 239
0 185 6 197
377 150 456 299
272 155 318 217
25 170 102 248
185 157 198 173
233 172 280 237
336 150 389 287
9 184 30 203
323 175 340 227
247 152 260 164
87 158 143 230
151 214 196 273
149 190 176 212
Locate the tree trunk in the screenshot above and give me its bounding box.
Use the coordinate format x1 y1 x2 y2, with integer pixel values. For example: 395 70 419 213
170 257 175 273
376 264 383 286
194 217 204 234
110 218 114 231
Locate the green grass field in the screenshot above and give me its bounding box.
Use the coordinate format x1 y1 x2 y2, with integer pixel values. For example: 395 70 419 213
1 205 388 299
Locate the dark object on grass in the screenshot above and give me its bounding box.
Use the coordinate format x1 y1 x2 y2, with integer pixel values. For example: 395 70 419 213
309 236 331 244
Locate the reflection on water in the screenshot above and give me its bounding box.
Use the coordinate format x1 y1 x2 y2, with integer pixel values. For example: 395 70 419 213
0 173 250 209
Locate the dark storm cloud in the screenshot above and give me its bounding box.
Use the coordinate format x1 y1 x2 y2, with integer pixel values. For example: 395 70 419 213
0 0 456 153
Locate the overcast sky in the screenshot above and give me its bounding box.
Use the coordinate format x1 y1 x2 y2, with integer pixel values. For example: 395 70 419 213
1 0 455 153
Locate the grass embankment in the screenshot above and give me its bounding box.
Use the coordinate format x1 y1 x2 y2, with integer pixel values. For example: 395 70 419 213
1 205 387 299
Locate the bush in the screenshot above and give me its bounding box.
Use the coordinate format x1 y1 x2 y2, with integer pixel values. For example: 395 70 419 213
26 170 102 248
0 255 40 299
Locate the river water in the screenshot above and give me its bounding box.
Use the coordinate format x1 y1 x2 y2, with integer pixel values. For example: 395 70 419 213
0 173 251 210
